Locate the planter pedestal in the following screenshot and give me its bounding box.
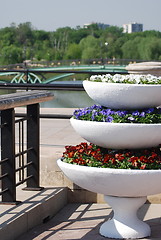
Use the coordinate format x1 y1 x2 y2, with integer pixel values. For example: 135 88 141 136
57 159 161 239
100 195 151 239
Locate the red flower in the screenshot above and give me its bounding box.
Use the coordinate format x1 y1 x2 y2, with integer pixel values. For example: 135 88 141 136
62 143 161 169
129 156 138 162
140 156 149 163
140 164 146 169
67 151 75 158
115 153 125 161
112 158 116 164
125 152 131 157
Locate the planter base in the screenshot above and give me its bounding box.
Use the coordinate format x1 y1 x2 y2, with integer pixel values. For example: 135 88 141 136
99 195 151 239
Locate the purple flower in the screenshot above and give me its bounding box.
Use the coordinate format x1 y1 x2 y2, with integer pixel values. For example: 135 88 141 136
140 112 146 117
132 111 140 116
116 110 127 117
106 116 113 122
145 108 154 114
91 110 98 120
128 116 135 121
72 105 161 124
100 109 112 115
90 104 102 110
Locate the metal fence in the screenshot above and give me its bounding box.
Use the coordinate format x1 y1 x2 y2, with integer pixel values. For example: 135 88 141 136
0 91 53 204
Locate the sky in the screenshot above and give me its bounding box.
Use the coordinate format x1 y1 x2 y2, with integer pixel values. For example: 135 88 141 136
1 0 161 32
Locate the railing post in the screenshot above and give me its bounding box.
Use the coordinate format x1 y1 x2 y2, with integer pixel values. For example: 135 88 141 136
1 108 16 203
25 103 42 190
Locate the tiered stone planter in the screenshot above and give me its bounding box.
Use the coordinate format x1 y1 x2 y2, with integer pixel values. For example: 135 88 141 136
83 80 161 109
57 80 161 239
126 61 161 77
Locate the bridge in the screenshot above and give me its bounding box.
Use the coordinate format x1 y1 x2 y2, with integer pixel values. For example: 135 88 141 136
0 64 127 84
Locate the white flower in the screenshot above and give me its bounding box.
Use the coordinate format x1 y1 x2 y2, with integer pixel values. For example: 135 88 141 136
89 74 161 84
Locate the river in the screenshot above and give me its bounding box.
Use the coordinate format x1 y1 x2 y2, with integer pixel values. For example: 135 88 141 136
41 90 94 108
0 81 95 108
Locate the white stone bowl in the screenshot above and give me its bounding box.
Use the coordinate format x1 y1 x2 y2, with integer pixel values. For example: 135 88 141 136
57 159 161 197
57 159 157 238
70 118 161 149
83 80 161 109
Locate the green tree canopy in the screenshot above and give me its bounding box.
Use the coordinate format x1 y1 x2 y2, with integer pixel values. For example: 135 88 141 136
0 22 161 65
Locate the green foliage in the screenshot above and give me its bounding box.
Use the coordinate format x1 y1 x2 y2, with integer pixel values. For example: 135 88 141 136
64 43 81 59
121 36 143 59
0 45 22 64
80 36 102 59
0 22 161 65
15 22 34 45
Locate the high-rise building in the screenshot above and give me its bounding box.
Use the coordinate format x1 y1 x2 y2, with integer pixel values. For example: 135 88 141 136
123 22 143 33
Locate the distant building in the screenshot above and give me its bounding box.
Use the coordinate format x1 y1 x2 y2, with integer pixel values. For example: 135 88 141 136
123 22 143 33
97 23 110 29
84 22 110 29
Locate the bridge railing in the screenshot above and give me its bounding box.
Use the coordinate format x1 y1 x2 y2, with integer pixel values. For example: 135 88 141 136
0 58 144 70
0 91 53 204
0 66 128 84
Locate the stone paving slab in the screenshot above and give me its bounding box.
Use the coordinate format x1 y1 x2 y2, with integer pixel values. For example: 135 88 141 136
17 203 161 240
0 186 67 240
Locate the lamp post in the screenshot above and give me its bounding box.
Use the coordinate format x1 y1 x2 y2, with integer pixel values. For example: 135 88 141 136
105 42 108 64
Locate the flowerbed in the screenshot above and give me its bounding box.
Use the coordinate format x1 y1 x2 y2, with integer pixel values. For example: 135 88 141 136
62 142 161 170
89 74 161 84
73 105 161 123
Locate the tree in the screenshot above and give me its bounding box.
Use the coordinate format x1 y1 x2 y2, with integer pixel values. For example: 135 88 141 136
79 35 102 59
138 37 161 60
121 37 143 59
64 43 81 59
16 22 34 45
0 23 161 65
0 26 16 47
0 45 22 64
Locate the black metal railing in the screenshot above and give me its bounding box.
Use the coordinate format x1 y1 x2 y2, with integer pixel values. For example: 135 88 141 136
0 82 85 91
0 91 53 204
0 70 129 204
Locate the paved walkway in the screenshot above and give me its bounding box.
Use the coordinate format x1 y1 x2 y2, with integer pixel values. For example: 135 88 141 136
14 108 161 239
17 203 161 239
